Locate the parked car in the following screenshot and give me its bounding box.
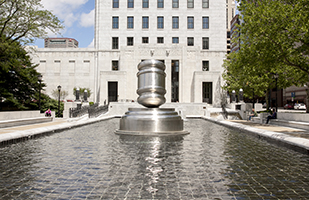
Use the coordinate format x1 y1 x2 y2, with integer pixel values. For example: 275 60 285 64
284 104 294 109
294 103 306 110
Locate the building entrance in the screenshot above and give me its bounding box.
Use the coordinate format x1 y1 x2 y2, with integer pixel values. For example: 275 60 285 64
203 82 212 104
108 82 118 103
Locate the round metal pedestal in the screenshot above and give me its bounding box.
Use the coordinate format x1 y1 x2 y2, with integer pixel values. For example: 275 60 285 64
115 108 189 136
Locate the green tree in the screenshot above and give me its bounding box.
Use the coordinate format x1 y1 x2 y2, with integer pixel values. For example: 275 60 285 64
51 89 68 100
0 0 64 110
223 0 309 111
0 0 64 44
0 39 44 110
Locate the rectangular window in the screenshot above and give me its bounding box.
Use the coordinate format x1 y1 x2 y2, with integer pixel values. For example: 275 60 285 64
112 17 119 29
157 0 164 8
142 16 149 29
202 0 209 8
187 0 194 8
172 0 179 8
172 16 179 29
127 37 134 46
172 37 179 43
142 37 149 43
202 16 209 29
112 37 118 49
187 17 194 29
113 0 119 8
202 37 209 49
128 0 134 8
157 37 164 43
112 61 119 70
127 16 134 29
202 61 209 71
157 16 164 29
187 37 194 46
143 0 149 8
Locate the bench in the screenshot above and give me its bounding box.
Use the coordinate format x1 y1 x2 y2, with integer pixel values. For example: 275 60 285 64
0 117 53 129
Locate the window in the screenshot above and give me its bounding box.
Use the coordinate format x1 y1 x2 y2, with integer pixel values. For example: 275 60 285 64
202 61 209 71
128 0 134 8
157 0 164 8
112 17 119 29
142 16 149 29
112 61 119 70
113 0 119 8
202 37 209 49
172 37 179 43
202 16 209 29
127 37 134 46
202 0 209 8
172 17 179 29
143 0 149 8
187 17 194 29
142 37 149 43
172 0 179 8
187 0 194 8
127 16 134 29
157 37 164 43
187 37 194 46
157 16 164 29
112 37 118 49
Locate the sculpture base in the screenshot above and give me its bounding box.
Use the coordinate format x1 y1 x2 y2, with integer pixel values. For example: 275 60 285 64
115 108 189 136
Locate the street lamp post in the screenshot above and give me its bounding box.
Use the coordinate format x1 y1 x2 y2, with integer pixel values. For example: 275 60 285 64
38 75 42 112
57 85 61 117
274 74 279 112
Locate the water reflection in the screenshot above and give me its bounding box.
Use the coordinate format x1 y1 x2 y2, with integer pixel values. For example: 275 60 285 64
0 119 309 199
118 135 184 197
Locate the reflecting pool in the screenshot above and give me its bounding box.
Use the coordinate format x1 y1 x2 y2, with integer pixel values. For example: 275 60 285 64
0 119 309 199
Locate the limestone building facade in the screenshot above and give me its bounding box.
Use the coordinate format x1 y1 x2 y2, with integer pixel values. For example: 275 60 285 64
31 0 227 105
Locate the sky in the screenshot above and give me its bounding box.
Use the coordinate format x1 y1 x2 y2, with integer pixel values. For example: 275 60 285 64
34 0 95 48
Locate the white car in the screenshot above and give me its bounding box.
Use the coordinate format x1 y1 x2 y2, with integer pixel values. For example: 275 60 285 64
294 103 306 110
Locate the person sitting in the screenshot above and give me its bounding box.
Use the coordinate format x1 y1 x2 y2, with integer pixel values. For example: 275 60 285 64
248 108 257 121
266 108 276 124
45 109 52 117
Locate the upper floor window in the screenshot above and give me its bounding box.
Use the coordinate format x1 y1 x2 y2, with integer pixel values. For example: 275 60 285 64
142 16 149 29
187 17 194 29
112 17 119 29
157 0 164 8
202 0 209 8
202 61 209 71
202 16 209 29
143 0 149 8
157 37 164 43
157 16 164 29
172 17 179 29
112 37 118 49
172 37 179 44
187 37 194 46
142 37 149 43
127 16 134 29
187 0 194 8
113 0 119 8
128 0 134 8
202 37 209 49
112 61 119 70
127 37 134 46
172 0 179 8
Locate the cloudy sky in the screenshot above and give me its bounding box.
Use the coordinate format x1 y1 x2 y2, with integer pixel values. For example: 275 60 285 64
34 0 95 48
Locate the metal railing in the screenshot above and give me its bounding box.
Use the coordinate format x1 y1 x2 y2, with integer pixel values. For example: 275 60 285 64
69 103 108 118
88 104 108 118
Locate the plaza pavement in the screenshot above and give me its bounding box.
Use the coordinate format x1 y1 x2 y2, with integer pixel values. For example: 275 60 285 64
1 114 309 154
